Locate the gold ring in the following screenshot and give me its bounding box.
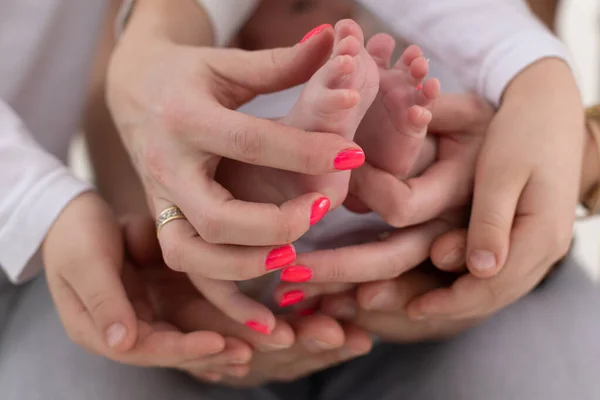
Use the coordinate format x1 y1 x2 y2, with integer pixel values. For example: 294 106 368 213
156 206 186 236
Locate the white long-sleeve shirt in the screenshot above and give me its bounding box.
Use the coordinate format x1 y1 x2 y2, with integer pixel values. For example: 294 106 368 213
0 1 105 283
196 0 569 106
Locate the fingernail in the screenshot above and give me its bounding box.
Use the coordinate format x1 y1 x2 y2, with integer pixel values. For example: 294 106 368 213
334 149 365 170
365 291 392 310
469 250 497 272
266 245 296 271
257 342 293 352
303 339 336 353
281 265 312 282
416 83 423 91
105 323 127 349
440 248 465 267
300 24 332 44
340 347 365 360
297 307 317 317
245 320 271 335
310 197 330 226
279 290 305 307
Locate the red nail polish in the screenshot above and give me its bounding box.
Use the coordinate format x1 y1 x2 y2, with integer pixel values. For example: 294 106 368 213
310 197 330 226
279 290 305 308
300 24 332 44
281 265 312 282
334 149 365 170
297 308 317 317
245 320 271 335
265 245 296 271
416 84 423 91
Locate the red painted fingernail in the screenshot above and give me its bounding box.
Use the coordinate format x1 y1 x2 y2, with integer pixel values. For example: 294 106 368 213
300 24 332 44
281 265 312 282
279 290 305 307
297 308 317 317
310 197 330 226
334 149 365 170
266 245 296 271
416 84 423 91
245 320 271 335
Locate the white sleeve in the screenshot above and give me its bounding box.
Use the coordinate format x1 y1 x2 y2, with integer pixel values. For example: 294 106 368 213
358 0 571 106
195 0 260 46
0 101 92 283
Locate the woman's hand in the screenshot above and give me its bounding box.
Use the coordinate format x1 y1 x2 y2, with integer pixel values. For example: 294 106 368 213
107 1 365 331
43 193 227 369
404 59 585 320
125 215 372 384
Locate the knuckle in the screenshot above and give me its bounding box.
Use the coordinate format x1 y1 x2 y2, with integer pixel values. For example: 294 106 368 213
85 290 115 317
473 210 509 236
196 214 224 244
228 121 262 163
385 200 413 228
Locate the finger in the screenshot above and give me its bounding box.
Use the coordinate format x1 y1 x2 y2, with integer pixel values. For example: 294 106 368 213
294 314 346 353
349 160 471 228
167 293 296 352
211 24 334 98
190 107 365 174
56 258 138 353
466 151 529 277
180 337 252 370
158 219 297 280
430 229 468 272
296 219 451 283
189 276 277 335
275 323 371 381
407 215 556 320
428 93 494 134
275 282 355 308
356 268 452 312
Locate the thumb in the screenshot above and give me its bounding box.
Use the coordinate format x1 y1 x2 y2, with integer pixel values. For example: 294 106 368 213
467 150 528 278
212 24 334 96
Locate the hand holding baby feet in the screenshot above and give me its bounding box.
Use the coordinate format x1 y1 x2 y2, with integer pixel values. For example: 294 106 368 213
219 20 379 210
356 38 440 179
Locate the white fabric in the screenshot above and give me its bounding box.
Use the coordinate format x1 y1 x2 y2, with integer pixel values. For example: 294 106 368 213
195 0 260 46
0 0 104 283
197 0 569 106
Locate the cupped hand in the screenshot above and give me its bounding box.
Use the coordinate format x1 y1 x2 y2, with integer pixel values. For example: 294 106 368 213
107 7 365 330
405 59 584 320
43 193 227 371
125 216 372 384
346 92 493 226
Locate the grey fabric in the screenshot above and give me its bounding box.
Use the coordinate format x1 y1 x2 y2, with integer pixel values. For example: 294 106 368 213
1 257 599 400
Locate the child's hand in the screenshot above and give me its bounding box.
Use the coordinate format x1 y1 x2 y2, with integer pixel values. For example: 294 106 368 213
43 192 225 365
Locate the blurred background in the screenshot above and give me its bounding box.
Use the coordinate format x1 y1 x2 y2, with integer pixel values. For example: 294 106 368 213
70 0 600 277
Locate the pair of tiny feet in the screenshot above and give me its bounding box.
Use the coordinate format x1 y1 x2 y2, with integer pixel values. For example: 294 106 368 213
222 19 440 211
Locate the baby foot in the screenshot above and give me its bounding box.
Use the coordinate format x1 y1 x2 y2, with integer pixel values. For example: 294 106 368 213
356 36 440 178
220 20 379 209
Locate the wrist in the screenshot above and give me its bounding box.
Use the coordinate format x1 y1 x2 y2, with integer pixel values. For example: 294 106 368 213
501 58 580 110
127 0 214 46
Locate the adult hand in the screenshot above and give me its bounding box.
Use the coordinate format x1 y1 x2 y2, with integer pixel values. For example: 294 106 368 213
126 215 372 384
43 193 227 370
346 92 493 227
405 59 584 320
107 2 364 330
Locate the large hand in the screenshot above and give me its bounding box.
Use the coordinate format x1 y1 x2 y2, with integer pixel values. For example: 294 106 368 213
43 193 226 370
107 3 365 331
405 59 584 320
